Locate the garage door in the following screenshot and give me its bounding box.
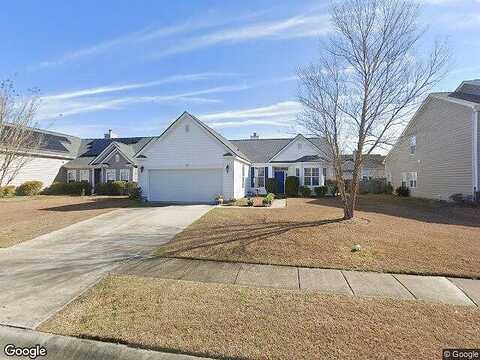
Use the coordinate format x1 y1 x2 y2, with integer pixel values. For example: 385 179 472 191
148 169 223 203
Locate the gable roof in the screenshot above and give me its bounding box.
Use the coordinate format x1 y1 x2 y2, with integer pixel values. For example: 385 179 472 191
136 112 251 162
231 136 326 163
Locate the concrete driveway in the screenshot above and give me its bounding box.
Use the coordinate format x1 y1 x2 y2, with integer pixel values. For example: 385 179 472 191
0 205 211 329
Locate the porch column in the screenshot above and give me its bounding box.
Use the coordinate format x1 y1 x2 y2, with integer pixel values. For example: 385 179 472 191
268 165 273 178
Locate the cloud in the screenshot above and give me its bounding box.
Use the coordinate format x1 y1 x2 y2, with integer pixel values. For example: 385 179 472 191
36 84 250 120
199 101 302 128
41 72 240 100
151 15 331 59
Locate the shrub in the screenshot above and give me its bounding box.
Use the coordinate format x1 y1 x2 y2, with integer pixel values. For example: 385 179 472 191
129 186 142 201
265 178 277 194
285 176 299 197
43 181 92 196
299 186 312 197
0 185 16 197
16 181 43 196
325 179 338 197
314 186 328 197
385 182 394 194
359 178 388 194
262 192 275 206
95 181 127 195
396 186 410 197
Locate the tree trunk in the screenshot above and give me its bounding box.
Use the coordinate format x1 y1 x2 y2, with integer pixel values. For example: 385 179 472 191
343 195 355 220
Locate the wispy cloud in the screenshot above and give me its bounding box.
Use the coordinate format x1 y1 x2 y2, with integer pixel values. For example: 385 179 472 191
200 101 302 128
36 84 250 120
151 15 331 59
41 72 240 100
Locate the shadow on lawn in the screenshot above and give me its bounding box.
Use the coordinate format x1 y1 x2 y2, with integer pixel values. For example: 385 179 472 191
40 197 137 212
306 196 480 228
161 217 344 256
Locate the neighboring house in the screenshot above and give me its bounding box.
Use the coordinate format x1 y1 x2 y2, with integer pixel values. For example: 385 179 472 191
385 79 480 201
342 154 386 180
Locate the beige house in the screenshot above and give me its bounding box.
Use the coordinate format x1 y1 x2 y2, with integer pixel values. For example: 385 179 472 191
385 80 480 201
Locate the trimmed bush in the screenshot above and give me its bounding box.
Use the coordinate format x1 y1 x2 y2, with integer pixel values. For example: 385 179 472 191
285 176 299 197
396 186 410 197
43 181 92 196
262 192 275 206
95 181 126 196
299 186 312 197
314 186 328 197
359 178 388 194
16 181 43 196
265 178 277 194
0 185 16 197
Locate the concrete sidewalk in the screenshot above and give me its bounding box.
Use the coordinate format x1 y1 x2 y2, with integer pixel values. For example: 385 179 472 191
0 325 209 360
117 257 480 307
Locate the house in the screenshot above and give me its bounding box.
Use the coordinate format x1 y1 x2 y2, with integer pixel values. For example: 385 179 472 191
4 111 386 202
2 127 154 189
385 79 480 201
341 154 386 180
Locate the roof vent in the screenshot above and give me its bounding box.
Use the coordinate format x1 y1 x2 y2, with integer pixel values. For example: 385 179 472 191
250 132 259 140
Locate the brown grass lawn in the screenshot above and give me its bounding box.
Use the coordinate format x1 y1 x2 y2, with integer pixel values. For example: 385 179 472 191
0 195 134 247
40 275 480 360
156 195 480 278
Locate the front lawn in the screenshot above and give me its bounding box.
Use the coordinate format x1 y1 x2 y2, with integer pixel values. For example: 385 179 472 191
0 195 134 247
40 275 480 360
156 195 480 278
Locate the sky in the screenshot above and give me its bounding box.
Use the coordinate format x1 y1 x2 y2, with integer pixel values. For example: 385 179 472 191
1 0 480 140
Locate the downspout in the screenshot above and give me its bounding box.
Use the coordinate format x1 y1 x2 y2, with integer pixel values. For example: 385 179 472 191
473 109 479 200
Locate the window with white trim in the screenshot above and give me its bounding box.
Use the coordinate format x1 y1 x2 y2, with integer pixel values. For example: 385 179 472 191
408 172 417 188
79 169 89 182
401 172 407 188
105 169 116 182
362 169 372 181
409 135 416 155
254 167 265 188
119 169 130 182
115 154 120 162
304 168 319 186
67 170 76 183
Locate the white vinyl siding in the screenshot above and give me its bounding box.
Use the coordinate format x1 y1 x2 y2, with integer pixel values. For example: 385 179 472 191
79 169 89 182
401 173 407 188
119 169 130 181
304 168 319 186
409 135 416 155
241 165 246 188
409 172 417 188
67 170 76 183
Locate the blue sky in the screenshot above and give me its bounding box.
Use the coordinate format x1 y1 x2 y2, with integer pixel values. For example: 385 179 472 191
1 0 480 140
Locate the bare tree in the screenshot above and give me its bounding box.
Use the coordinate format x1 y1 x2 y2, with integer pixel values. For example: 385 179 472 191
0 80 42 188
298 0 448 219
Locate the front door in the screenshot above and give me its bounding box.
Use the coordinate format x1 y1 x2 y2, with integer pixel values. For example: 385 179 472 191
94 168 102 184
274 171 285 194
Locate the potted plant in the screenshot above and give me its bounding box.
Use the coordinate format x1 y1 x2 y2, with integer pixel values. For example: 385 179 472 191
215 194 224 205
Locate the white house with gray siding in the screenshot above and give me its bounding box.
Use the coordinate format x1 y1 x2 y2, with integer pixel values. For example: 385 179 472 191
385 80 480 201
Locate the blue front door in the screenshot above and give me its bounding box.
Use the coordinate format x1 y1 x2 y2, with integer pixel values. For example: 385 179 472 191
274 171 285 194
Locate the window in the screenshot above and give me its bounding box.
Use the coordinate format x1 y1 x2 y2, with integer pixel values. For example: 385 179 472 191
408 172 417 188
242 165 245 188
295 168 300 177
409 135 416 155
67 170 76 183
401 173 407 188
105 169 116 182
115 154 120 163
323 168 327 178
119 169 129 182
79 169 89 182
185 124 190 132
304 168 319 186
362 169 371 181
254 167 265 188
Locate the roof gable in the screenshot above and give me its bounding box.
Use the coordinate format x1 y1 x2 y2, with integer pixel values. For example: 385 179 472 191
269 135 323 162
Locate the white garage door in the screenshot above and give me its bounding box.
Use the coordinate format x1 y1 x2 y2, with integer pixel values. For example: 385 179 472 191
148 169 223 203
